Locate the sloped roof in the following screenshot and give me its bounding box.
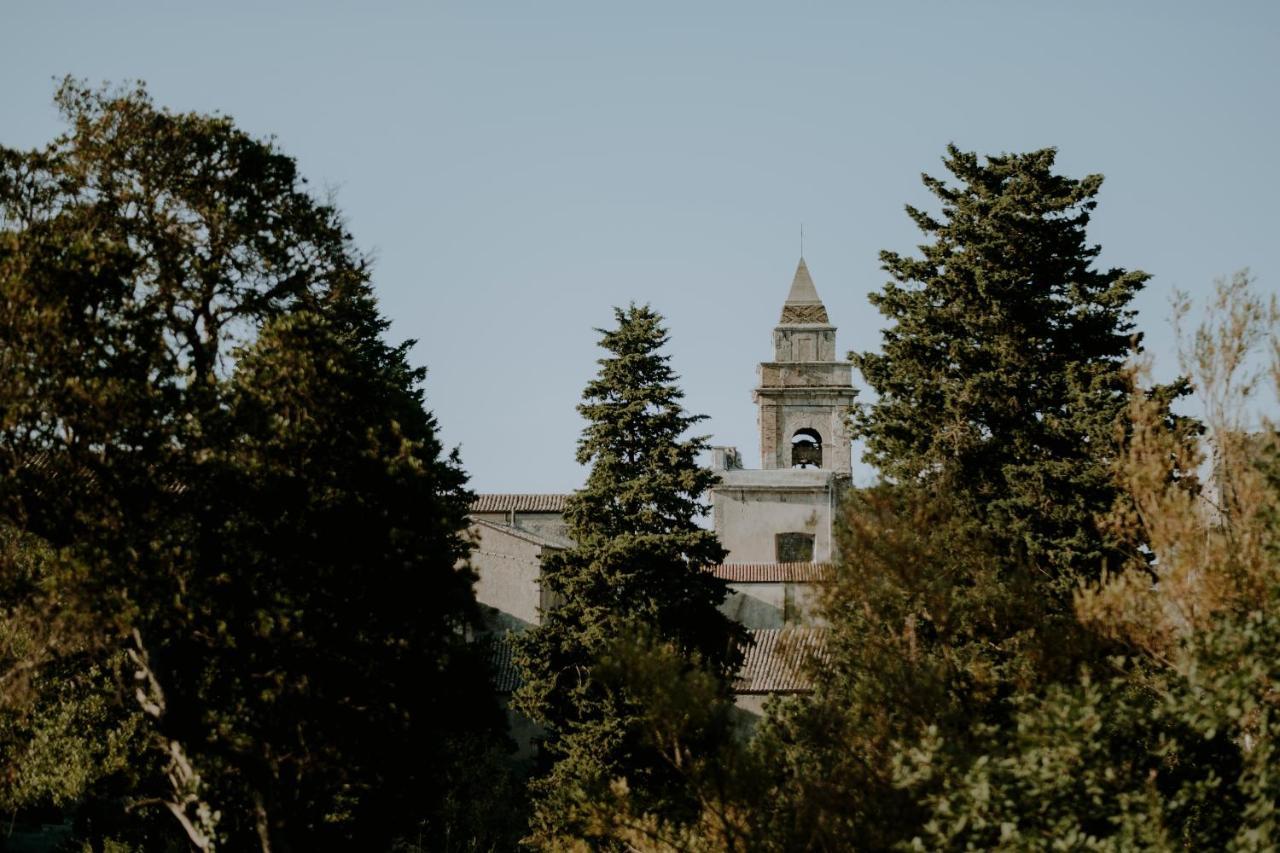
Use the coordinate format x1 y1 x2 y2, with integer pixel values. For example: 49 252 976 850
709 562 833 583
785 257 821 304
485 635 522 693
735 627 826 694
779 257 830 324
470 493 569 513
484 627 827 696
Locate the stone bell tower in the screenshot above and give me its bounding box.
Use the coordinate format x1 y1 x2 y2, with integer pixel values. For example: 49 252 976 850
708 257 856 573
755 258 856 472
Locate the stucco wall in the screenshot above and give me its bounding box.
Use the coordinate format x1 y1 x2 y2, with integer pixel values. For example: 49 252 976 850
471 523 545 631
471 510 570 546
713 485 834 563
512 514 571 546
721 581 823 629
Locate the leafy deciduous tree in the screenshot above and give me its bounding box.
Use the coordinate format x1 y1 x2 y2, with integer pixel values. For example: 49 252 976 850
0 80 500 851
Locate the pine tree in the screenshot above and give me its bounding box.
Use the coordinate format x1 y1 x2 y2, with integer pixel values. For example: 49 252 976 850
852 145 1188 595
514 304 745 846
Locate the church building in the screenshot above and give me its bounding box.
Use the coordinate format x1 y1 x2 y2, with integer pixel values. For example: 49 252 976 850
474 258 852 712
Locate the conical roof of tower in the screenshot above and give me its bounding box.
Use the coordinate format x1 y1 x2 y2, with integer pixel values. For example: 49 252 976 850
779 257 829 324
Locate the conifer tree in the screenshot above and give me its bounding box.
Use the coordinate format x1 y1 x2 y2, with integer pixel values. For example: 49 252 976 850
852 145 1189 595
754 147 1197 849
514 304 744 846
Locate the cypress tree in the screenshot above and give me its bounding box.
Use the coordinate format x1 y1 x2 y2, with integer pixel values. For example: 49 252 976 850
514 304 744 846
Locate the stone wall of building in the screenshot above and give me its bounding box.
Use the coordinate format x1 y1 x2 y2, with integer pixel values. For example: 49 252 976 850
711 468 838 563
471 518 555 632
721 580 823 629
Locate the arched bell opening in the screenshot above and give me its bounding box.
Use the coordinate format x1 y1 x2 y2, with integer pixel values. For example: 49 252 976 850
791 428 822 469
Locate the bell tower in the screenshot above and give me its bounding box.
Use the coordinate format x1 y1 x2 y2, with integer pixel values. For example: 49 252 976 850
755 258 856 471
709 256 856 576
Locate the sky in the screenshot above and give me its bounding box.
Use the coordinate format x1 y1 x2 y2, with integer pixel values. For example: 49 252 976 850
3 2 1278 492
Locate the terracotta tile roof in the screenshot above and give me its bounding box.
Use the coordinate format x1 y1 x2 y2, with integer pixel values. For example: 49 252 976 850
484 627 826 696
735 627 826 694
485 635 522 694
709 562 833 583
470 493 569 513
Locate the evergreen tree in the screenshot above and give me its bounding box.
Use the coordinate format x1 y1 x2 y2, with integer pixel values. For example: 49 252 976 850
514 304 745 847
852 145 1188 595
753 147 1197 849
856 273 1280 851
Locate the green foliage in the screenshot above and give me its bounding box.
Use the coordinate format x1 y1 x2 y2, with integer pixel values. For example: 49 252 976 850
1169 595 1280 851
0 652 142 812
852 145 1185 596
0 79 500 850
551 631 772 852
0 524 147 826
395 733 529 852
893 666 1241 851
879 519 1280 852
749 148 1197 850
852 273 1280 851
756 486 1093 848
514 305 745 846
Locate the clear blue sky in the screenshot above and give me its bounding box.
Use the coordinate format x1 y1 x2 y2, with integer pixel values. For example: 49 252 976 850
3 2 1277 491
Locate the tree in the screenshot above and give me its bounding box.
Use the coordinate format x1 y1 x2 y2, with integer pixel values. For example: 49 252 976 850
747 147 1200 849
513 304 745 847
0 526 148 833
550 631 770 852
852 145 1189 597
873 273 1280 850
0 80 500 851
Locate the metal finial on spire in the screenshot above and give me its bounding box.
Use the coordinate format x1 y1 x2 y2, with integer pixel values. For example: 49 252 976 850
800 223 804 258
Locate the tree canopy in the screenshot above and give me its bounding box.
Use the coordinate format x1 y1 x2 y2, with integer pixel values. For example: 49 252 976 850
741 147 1200 850
0 79 499 851
7 90 1280 851
852 145 1190 594
514 304 745 847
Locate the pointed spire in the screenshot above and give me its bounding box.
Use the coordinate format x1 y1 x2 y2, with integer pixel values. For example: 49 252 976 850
786 258 821 304
780 257 829 324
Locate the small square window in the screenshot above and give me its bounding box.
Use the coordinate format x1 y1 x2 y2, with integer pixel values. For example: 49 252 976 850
776 532 815 563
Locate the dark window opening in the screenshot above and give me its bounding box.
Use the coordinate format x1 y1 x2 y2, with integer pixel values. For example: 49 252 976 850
791 428 822 468
776 532 815 563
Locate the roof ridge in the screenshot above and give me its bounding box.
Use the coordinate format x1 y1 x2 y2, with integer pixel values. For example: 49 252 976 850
470 493 570 513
